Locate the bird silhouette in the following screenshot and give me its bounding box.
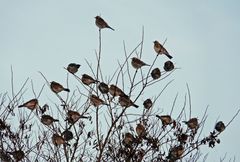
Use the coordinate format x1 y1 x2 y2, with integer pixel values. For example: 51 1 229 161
151 68 161 80
109 84 125 97
90 94 105 107
164 61 174 72
136 123 146 137
168 145 184 160
183 118 198 129
62 130 74 141
156 115 172 126
50 81 70 93
153 40 173 59
18 99 38 110
131 57 150 69
52 133 69 146
95 16 114 31
98 82 109 94
143 99 153 109
67 110 88 124
67 63 80 74
215 121 225 133
123 132 134 147
41 115 59 126
81 74 97 86
118 95 139 108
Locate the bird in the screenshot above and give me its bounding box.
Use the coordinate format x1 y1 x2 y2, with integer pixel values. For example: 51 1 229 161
178 133 188 144
143 99 153 109
156 115 172 126
164 61 174 72
151 68 161 80
118 95 139 108
7 150 25 161
123 132 134 146
136 123 146 137
90 94 105 107
131 57 150 69
67 110 88 124
81 74 97 86
109 84 125 97
95 16 114 31
0 119 7 130
67 63 80 74
52 133 68 146
62 130 74 141
153 40 173 59
98 82 109 94
215 121 225 133
41 115 59 126
183 118 198 130
18 99 38 110
50 81 70 93
168 145 184 160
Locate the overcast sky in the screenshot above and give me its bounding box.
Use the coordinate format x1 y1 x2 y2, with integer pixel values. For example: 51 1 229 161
1 1 240 161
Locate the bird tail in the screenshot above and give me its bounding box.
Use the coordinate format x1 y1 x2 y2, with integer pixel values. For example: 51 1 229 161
107 26 114 31
54 119 59 122
64 88 70 92
165 53 173 59
80 115 89 119
182 121 187 124
156 115 161 119
133 104 139 108
18 105 24 108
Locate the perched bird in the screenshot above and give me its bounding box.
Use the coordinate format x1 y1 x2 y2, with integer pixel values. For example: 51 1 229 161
131 57 150 69
90 94 105 107
151 68 161 80
62 130 74 141
153 40 173 59
123 132 134 146
143 99 153 109
164 61 174 72
52 133 69 146
183 118 198 130
98 82 109 94
136 123 146 137
156 115 172 126
50 81 70 93
118 95 139 108
215 121 225 133
67 63 80 74
168 145 184 160
41 115 59 126
0 119 7 130
81 74 97 86
178 133 188 144
67 110 87 124
109 84 125 97
18 99 38 110
95 16 114 31
8 150 25 161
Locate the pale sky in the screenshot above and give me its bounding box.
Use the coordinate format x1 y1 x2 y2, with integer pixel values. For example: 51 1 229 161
1 1 240 161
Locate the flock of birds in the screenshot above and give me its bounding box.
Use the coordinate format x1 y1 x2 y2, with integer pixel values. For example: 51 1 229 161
10 16 226 161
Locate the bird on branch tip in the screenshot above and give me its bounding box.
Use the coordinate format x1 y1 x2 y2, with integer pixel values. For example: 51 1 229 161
95 16 114 31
